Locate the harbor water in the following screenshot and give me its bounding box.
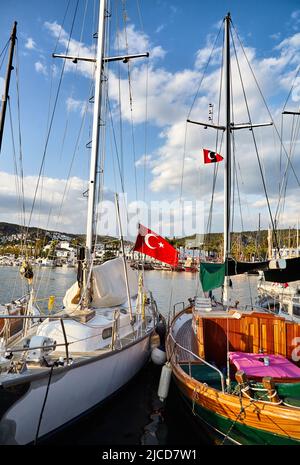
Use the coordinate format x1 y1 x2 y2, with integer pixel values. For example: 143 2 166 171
0 266 258 445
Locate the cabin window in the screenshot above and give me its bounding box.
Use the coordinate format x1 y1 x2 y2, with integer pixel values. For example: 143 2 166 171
294 307 300 317
102 327 112 339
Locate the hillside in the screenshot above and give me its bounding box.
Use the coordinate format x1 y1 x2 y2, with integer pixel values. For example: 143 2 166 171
0 222 129 246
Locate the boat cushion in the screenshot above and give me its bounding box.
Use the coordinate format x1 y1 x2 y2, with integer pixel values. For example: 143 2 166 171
229 351 300 379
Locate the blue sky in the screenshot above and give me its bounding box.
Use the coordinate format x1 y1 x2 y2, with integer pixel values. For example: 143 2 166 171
1 0 300 237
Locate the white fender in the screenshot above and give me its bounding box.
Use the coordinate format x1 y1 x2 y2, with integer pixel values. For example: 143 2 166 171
158 361 172 401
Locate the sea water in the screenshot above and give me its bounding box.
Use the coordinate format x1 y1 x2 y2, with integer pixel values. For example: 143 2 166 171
0 266 258 445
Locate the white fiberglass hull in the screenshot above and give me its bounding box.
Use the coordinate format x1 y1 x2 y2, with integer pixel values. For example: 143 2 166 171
0 334 151 445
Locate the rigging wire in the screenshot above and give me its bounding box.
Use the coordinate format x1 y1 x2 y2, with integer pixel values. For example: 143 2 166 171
92 1 112 265
34 0 96 297
205 27 225 245
143 60 149 203
45 0 72 133
53 0 72 55
276 113 300 230
7 98 28 301
121 0 138 204
26 0 80 236
57 85 94 226
282 64 300 112
34 78 94 299
76 0 89 57
0 39 9 72
7 99 22 228
115 1 125 180
15 39 26 235
108 97 126 195
135 0 150 204
26 0 80 296
180 21 224 202
230 25 280 254
231 22 300 226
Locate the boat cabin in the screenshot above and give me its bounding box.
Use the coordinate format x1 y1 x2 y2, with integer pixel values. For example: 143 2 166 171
192 309 300 381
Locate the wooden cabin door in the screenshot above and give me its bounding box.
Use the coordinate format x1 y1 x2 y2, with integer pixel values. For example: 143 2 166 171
241 316 259 353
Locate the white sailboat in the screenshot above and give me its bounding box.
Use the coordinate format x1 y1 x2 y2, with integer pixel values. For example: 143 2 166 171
0 0 158 445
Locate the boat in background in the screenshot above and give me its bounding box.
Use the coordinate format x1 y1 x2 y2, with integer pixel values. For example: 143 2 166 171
183 257 198 273
257 275 300 321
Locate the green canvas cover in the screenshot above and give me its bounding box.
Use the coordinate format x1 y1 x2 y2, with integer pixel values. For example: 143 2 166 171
200 262 225 292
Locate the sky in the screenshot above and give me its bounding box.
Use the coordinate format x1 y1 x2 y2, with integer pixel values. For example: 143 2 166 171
1 0 300 239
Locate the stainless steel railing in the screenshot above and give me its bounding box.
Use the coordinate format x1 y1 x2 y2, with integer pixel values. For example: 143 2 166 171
168 331 225 393
0 314 70 364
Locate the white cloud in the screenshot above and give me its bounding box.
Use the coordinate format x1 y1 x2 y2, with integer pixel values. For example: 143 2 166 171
195 44 222 70
35 18 300 234
44 21 96 78
155 24 165 34
135 154 153 167
291 9 300 27
0 77 4 96
51 64 59 78
35 61 47 76
114 24 166 60
108 66 200 127
270 32 281 40
25 37 37 50
66 97 89 116
0 171 86 233
0 171 117 234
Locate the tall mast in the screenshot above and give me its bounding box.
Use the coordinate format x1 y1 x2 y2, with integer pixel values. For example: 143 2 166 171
223 13 231 304
86 0 106 254
83 0 106 305
51 0 148 309
0 21 17 154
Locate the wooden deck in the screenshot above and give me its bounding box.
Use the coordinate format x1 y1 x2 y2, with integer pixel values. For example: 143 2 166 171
175 318 199 362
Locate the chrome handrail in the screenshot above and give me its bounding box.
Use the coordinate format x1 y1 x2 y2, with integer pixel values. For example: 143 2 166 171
173 301 185 318
0 314 70 365
166 301 185 328
168 332 225 393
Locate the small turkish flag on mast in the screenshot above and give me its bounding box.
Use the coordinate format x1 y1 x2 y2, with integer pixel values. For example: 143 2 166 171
133 224 178 266
203 148 223 164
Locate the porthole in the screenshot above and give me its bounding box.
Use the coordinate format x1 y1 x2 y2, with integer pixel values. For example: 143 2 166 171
102 327 112 339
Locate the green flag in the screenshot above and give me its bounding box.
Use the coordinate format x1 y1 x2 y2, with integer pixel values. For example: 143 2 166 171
200 262 225 292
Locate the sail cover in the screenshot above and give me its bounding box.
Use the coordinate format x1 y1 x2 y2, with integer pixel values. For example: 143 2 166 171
226 258 269 275
200 262 225 292
200 258 269 291
92 257 138 307
263 257 300 283
63 257 138 310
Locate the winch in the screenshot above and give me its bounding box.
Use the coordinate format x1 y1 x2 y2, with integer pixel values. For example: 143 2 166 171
24 335 56 363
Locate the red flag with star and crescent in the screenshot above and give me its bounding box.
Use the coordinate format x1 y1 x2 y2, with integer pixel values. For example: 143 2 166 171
133 224 178 266
203 148 223 164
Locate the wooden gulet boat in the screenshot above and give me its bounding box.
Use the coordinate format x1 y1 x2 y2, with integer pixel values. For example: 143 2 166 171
163 13 300 445
166 306 300 445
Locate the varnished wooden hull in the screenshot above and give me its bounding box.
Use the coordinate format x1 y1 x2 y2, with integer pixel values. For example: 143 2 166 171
167 309 300 445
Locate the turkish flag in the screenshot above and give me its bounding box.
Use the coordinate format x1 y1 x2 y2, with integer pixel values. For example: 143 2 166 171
203 148 223 164
133 224 178 266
